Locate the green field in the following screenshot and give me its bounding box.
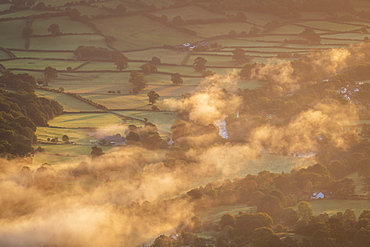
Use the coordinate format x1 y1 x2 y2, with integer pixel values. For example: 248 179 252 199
153 5 224 21
0 50 10 59
310 199 370 218
124 48 188 65
200 204 255 222
299 21 361 32
48 113 124 128
32 16 96 35
83 94 150 110
0 3 10 11
0 19 26 49
269 25 307 35
60 6 112 17
35 89 100 112
225 10 283 26
113 111 179 134
2 58 83 70
91 15 199 50
185 22 255 38
320 33 370 40
36 127 92 143
0 9 57 18
11 50 75 59
29 34 109 50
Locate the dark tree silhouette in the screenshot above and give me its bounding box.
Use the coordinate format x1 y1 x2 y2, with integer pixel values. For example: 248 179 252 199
147 91 160 104
171 73 183 85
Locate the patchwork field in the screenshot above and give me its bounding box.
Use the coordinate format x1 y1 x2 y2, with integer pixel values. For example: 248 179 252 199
35 89 99 112
152 5 224 21
32 16 96 35
0 19 26 49
298 21 361 32
185 22 255 38
91 15 199 50
11 50 75 59
29 34 109 50
48 113 124 128
2 59 83 70
124 48 188 65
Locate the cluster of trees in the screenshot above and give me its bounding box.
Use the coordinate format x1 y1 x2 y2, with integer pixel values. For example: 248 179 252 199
124 123 167 150
73 45 124 61
0 87 63 157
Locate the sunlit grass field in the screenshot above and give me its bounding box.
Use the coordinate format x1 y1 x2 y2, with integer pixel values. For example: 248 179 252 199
152 5 224 21
0 19 26 49
29 35 109 50
124 48 188 65
91 15 199 50
185 22 255 38
32 16 96 35
11 50 75 59
48 113 124 128
299 21 362 32
35 89 99 111
2 59 83 70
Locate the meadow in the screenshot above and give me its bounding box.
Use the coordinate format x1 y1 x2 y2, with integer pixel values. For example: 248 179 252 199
91 15 199 50
29 35 109 50
32 16 96 35
152 5 224 21
48 113 124 128
0 19 26 49
2 59 84 70
35 89 99 112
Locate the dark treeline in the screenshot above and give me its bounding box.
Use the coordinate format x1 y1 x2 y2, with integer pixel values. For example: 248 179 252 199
0 72 63 157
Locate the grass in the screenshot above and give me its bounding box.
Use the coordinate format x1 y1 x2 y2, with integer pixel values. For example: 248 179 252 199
11 50 75 59
48 113 124 128
0 9 57 18
35 89 100 112
321 39 364 45
32 16 96 35
91 15 199 50
199 204 255 222
0 3 10 12
299 21 360 32
124 48 188 65
113 111 179 134
83 94 149 110
268 25 307 35
225 10 282 26
309 199 370 218
186 54 236 67
152 5 224 21
320 33 370 40
36 127 92 143
185 22 255 38
2 59 83 70
60 6 112 17
211 38 280 47
0 50 10 59
29 34 109 50
156 64 199 76
0 19 26 49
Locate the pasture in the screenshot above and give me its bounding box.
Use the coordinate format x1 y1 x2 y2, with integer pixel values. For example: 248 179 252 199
0 19 26 49
32 16 96 35
309 199 370 218
29 34 109 50
11 50 75 59
0 9 56 18
298 21 361 32
0 3 11 12
48 113 124 128
124 48 188 65
0 50 10 59
114 111 179 134
2 58 83 71
60 6 112 17
152 5 224 21
35 89 99 112
91 15 199 50
36 127 92 143
185 22 255 38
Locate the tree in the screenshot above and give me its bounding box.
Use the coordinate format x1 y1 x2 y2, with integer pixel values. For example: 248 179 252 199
129 71 147 92
232 48 251 63
172 15 183 25
282 207 299 226
47 23 61 35
171 73 183 85
257 195 283 219
151 56 161 65
151 235 173 247
140 63 157 75
62 135 69 142
297 201 313 221
300 28 321 44
43 66 57 85
220 213 236 229
235 12 247 22
115 56 128 71
249 227 283 247
147 91 160 105
22 26 33 39
91 145 104 157
193 57 207 72
358 158 370 177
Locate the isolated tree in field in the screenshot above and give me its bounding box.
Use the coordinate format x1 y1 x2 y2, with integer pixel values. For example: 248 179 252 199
300 27 321 44
193 57 207 72
147 91 160 104
43 66 57 85
115 56 128 71
171 73 183 85
62 135 69 142
91 145 104 157
151 56 161 65
129 71 147 92
232 48 250 63
47 23 61 35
